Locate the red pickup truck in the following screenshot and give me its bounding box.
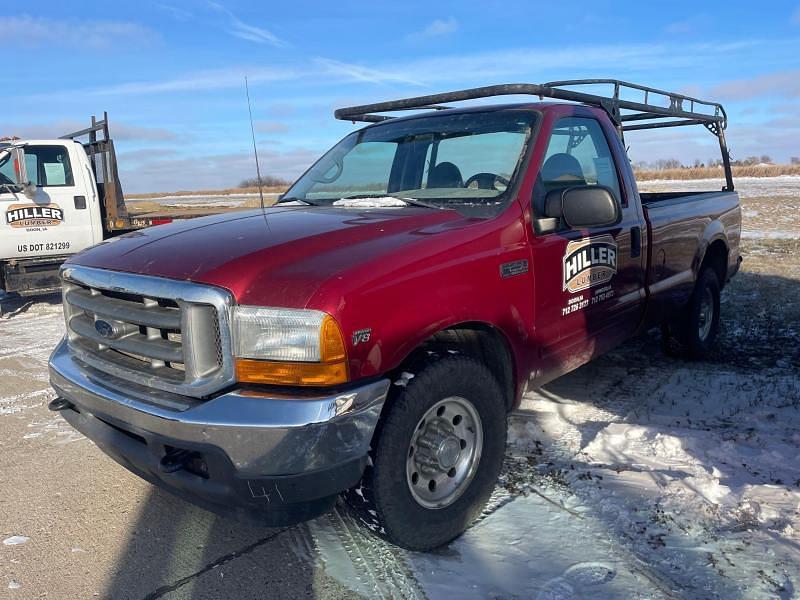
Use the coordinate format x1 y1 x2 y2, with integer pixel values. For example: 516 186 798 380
49 80 741 550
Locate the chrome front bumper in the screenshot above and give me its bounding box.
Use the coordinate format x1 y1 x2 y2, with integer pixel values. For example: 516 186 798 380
49 339 389 523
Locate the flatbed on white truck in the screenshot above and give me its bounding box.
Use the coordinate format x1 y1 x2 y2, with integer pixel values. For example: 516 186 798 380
0 114 238 296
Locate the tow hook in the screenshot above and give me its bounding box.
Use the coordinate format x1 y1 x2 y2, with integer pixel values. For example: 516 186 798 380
48 397 74 412
159 449 193 473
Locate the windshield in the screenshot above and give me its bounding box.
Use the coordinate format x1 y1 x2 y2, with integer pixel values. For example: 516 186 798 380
284 109 537 215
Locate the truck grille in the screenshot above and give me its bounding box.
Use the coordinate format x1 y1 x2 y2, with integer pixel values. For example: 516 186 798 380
61 265 234 398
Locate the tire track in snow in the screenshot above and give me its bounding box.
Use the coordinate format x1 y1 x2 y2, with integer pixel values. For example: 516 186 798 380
300 505 427 599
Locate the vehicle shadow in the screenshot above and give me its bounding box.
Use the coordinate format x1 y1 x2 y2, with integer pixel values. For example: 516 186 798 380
100 272 798 599
102 487 360 600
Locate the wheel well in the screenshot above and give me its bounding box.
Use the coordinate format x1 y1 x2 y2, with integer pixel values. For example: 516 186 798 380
393 323 516 411
701 240 728 289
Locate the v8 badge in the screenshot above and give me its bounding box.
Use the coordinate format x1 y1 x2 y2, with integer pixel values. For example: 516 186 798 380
352 328 371 346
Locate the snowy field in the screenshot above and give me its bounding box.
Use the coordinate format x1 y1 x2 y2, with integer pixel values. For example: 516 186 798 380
126 192 273 211
1 183 799 598
639 176 800 241
637 175 800 199
126 175 800 208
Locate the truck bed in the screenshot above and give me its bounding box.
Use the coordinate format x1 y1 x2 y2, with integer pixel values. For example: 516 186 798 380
641 189 741 325
640 190 730 205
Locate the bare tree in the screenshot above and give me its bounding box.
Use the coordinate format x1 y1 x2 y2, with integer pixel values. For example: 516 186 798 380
240 175 291 188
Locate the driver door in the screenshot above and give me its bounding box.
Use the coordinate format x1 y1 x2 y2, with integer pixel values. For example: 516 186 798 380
530 111 646 378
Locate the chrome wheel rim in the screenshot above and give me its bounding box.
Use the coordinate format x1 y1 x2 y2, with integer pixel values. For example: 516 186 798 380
698 287 714 341
405 396 483 509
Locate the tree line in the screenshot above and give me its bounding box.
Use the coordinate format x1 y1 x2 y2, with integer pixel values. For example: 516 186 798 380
239 175 292 188
634 156 800 170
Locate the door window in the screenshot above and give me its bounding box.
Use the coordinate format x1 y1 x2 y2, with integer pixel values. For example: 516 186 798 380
15 145 75 187
537 117 622 217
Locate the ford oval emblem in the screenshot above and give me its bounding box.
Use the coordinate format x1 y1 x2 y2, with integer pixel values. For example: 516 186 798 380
94 319 115 339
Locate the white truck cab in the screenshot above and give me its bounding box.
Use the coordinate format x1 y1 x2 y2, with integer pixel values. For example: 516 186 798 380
1 140 104 264
1 114 224 296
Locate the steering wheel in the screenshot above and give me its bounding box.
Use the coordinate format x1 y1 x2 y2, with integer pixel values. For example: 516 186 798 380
464 172 510 191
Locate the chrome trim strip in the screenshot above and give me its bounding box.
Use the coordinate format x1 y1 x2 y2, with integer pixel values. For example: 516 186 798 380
61 264 235 397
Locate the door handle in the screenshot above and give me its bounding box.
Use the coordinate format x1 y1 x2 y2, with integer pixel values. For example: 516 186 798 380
74 195 87 209
631 226 641 258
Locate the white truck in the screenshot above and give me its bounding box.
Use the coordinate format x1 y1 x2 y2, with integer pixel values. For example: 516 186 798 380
0 114 228 296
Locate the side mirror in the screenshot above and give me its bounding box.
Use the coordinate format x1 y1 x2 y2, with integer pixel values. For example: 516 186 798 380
561 185 619 229
10 147 36 199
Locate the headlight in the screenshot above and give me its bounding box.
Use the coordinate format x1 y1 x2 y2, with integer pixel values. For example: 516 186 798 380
233 306 348 386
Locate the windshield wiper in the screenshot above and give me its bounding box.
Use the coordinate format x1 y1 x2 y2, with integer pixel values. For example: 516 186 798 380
339 194 445 210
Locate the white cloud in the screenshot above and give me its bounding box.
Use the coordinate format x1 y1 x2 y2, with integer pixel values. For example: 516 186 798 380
255 121 290 134
119 147 317 193
156 3 193 21
318 40 769 89
314 58 422 86
75 66 302 97
408 17 459 41
207 2 287 47
0 15 158 49
2 120 179 142
13 38 785 104
711 69 800 100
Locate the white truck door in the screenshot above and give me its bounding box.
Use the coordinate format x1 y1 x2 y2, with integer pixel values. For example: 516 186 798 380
0 142 100 261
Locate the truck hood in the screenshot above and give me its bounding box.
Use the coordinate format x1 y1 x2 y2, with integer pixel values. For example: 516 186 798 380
70 205 474 306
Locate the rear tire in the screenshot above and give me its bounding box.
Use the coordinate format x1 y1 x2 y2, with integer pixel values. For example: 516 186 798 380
684 267 721 359
345 355 507 551
660 267 720 360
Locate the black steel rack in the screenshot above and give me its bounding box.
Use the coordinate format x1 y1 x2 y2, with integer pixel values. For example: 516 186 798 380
334 80 733 190
60 112 129 228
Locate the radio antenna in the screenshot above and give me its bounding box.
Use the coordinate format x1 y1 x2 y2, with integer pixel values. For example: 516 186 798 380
245 76 265 210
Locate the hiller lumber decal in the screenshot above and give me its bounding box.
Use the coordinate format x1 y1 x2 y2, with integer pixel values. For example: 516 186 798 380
562 234 617 293
5 204 64 228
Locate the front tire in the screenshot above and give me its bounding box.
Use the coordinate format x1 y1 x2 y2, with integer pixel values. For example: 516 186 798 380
346 355 507 551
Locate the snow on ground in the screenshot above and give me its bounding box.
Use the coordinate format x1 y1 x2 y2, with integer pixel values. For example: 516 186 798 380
640 176 800 240
741 231 799 240
0 294 85 450
638 175 800 199
505 359 800 598
126 192 277 210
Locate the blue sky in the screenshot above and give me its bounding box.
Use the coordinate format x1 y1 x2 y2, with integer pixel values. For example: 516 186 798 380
4 1 800 192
